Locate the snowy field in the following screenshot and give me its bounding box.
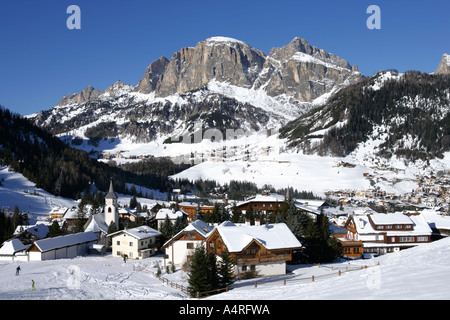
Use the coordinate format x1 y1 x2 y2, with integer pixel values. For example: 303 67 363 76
1 235 450 301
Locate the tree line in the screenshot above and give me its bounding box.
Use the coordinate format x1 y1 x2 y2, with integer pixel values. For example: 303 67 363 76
0 106 187 199
281 71 450 161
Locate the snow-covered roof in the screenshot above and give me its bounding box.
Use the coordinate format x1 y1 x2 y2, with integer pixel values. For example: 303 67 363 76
353 213 432 236
14 223 49 239
421 210 450 230
84 213 109 234
214 222 302 253
239 193 285 207
370 213 412 225
162 219 213 249
155 208 186 220
33 231 98 252
185 219 214 237
0 238 29 255
49 207 68 215
108 226 161 240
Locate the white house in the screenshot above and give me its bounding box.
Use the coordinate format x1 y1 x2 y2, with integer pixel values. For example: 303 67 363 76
108 225 162 260
162 220 214 267
156 208 187 230
0 238 29 261
28 231 98 261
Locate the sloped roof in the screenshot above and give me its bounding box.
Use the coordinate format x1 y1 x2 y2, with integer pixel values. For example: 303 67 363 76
108 225 161 240
14 223 49 239
215 222 302 253
162 219 214 249
0 239 29 255
33 231 98 252
84 213 109 234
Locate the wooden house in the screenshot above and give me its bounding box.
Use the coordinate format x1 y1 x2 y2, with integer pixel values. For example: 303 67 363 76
236 192 285 214
49 207 69 220
343 212 432 256
205 221 302 277
178 202 216 222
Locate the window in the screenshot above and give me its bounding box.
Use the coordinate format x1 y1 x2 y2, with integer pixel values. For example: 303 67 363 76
242 265 247 272
116 241 120 245
250 265 256 271
129 242 133 246
399 236 414 242
417 236 428 242
187 243 194 249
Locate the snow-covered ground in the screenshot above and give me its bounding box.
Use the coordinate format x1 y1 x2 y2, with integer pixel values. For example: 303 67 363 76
0 166 78 221
1 236 450 300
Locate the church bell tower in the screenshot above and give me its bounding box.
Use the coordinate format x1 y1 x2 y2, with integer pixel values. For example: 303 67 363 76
104 179 119 228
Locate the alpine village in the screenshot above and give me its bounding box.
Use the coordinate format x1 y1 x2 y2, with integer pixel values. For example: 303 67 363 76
1 35 450 300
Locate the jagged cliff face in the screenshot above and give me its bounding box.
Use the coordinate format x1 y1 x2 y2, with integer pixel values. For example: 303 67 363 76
32 36 364 145
135 36 362 102
435 54 450 75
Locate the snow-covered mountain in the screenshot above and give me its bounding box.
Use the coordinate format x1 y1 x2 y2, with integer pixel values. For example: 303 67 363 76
281 70 450 163
30 36 363 149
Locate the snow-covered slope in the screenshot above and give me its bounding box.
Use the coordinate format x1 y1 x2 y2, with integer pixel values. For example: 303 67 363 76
0 166 77 223
1 234 449 300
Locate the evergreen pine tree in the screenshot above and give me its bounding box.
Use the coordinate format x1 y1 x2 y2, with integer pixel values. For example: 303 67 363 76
218 249 235 288
48 220 62 237
187 245 211 297
206 251 219 290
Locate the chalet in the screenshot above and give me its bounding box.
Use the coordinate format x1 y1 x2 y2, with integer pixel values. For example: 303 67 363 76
206 221 302 277
178 202 216 222
49 207 69 220
343 212 432 256
28 231 98 261
162 220 214 267
236 192 285 214
108 225 162 260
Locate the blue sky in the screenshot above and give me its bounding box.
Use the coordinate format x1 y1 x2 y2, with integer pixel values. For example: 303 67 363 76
0 0 449 115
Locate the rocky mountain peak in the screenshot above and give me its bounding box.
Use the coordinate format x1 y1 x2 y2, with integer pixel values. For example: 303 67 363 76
57 85 100 106
435 53 450 75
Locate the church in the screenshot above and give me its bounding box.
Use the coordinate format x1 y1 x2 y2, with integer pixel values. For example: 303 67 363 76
84 180 119 245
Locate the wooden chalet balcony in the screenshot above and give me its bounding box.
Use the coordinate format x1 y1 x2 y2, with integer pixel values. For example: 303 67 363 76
236 253 292 265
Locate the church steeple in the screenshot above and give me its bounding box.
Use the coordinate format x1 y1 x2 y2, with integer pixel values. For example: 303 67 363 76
105 179 117 200
104 179 118 228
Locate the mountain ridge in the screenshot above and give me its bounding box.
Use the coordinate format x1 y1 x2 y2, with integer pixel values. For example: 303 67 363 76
31 36 364 146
